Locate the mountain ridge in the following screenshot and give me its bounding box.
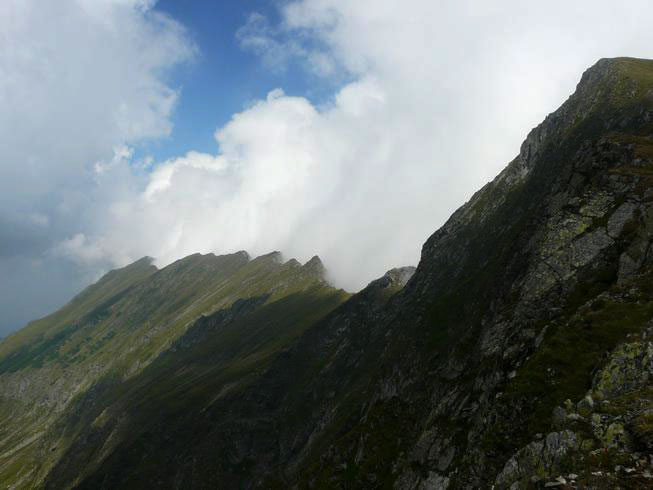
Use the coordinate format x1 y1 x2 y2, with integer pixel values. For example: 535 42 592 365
4 57 653 488
0 249 352 487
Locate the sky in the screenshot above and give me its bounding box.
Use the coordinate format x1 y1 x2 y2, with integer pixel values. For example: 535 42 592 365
1 1 653 336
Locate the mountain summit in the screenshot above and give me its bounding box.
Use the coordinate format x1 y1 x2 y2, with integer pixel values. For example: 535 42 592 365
4 57 653 488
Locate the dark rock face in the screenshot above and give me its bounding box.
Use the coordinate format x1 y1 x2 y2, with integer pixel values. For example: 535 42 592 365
243 57 653 488
5 57 653 489
375 57 653 488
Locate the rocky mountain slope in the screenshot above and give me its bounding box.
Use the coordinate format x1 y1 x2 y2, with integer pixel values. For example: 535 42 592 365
0 251 348 488
3 57 653 489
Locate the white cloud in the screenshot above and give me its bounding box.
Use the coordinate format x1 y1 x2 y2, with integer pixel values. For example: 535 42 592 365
0 0 194 223
65 0 653 292
236 13 306 72
0 0 194 332
236 11 337 77
5 0 653 333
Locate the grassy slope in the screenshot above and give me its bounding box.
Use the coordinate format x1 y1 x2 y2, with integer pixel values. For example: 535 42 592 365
0 257 157 371
44 288 349 488
0 251 349 489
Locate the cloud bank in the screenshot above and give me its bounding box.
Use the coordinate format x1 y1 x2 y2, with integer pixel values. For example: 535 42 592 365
3 0 653 333
0 0 194 331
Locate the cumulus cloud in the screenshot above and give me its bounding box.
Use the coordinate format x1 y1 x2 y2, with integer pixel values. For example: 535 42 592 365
67 0 653 292
4 0 653 334
236 12 336 76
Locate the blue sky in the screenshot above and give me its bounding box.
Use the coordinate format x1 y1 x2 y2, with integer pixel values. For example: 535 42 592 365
140 0 330 162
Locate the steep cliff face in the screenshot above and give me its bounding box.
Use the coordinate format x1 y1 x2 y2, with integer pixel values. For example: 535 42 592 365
298 57 653 488
3 57 653 489
310 57 653 488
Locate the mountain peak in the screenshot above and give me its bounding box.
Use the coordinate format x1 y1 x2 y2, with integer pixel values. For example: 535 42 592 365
503 56 653 185
254 251 283 263
364 265 415 294
234 250 250 261
571 56 653 110
302 255 325 271
104 255 156 276
383 266 416 288
285 258 301 267
296 255 327 284
583 56 653 85
133 255 155 265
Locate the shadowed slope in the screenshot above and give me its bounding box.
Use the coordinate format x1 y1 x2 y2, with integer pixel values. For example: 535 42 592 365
0 251 348 488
